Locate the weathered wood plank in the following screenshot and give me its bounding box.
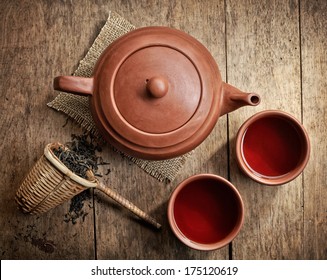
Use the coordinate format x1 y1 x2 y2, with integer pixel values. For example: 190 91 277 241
301 0 327 260
94 0 229 259
0 0 104 259
1 0 326 260
226 0 304 259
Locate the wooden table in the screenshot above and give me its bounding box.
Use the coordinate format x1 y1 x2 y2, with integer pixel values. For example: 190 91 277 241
1 0 326 260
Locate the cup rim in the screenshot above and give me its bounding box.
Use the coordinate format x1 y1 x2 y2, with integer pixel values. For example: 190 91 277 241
235 110 310 185
167 174 244 251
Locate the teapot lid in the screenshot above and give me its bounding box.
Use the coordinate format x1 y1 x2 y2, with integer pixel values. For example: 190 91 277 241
91 27 222 159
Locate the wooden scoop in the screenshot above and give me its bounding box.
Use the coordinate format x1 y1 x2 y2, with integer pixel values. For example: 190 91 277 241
86 170 162 229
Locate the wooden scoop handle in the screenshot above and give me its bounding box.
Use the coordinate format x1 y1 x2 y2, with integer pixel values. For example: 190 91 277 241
96 182 161 229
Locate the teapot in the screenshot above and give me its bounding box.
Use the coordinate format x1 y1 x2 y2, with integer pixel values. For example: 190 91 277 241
54 26 260 160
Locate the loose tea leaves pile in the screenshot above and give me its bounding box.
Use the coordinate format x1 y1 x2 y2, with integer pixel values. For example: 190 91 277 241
52 134 104 179
52 133 109 224
64 190 91 224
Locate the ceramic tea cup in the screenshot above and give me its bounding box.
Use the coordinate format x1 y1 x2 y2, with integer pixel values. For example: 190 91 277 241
167 174 244 250
235 110 310 185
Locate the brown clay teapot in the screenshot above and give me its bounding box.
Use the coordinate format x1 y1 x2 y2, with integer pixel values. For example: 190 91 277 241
54 26 260 160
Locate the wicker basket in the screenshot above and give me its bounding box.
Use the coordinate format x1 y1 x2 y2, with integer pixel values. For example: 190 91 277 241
15 143 161 229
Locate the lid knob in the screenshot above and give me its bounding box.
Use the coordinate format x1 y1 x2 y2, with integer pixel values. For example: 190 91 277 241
146 76 169 98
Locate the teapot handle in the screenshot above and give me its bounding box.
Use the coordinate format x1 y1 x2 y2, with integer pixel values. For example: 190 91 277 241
53 76 94 96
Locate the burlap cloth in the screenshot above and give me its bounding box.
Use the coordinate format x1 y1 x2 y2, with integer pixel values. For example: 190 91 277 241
48 11 192 183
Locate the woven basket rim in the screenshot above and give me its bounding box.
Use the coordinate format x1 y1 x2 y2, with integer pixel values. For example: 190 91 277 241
44 142 98 188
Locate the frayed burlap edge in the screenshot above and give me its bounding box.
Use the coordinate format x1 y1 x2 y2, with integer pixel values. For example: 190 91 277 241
47 11 192 183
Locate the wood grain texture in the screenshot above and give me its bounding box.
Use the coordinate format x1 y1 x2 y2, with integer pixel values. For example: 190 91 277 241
301 0 327 259
94 0 229 260
0 0 326 260
0 0 101 259
226 0 304 259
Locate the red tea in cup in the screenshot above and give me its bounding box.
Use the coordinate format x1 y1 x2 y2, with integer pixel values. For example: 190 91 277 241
167 174 244 250
236 110 310 185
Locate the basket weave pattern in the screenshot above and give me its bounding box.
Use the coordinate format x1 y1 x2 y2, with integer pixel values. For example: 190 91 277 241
15 148 87 215
15 143 161 228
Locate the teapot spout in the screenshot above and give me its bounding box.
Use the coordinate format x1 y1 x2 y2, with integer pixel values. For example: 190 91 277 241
220 82 260 116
